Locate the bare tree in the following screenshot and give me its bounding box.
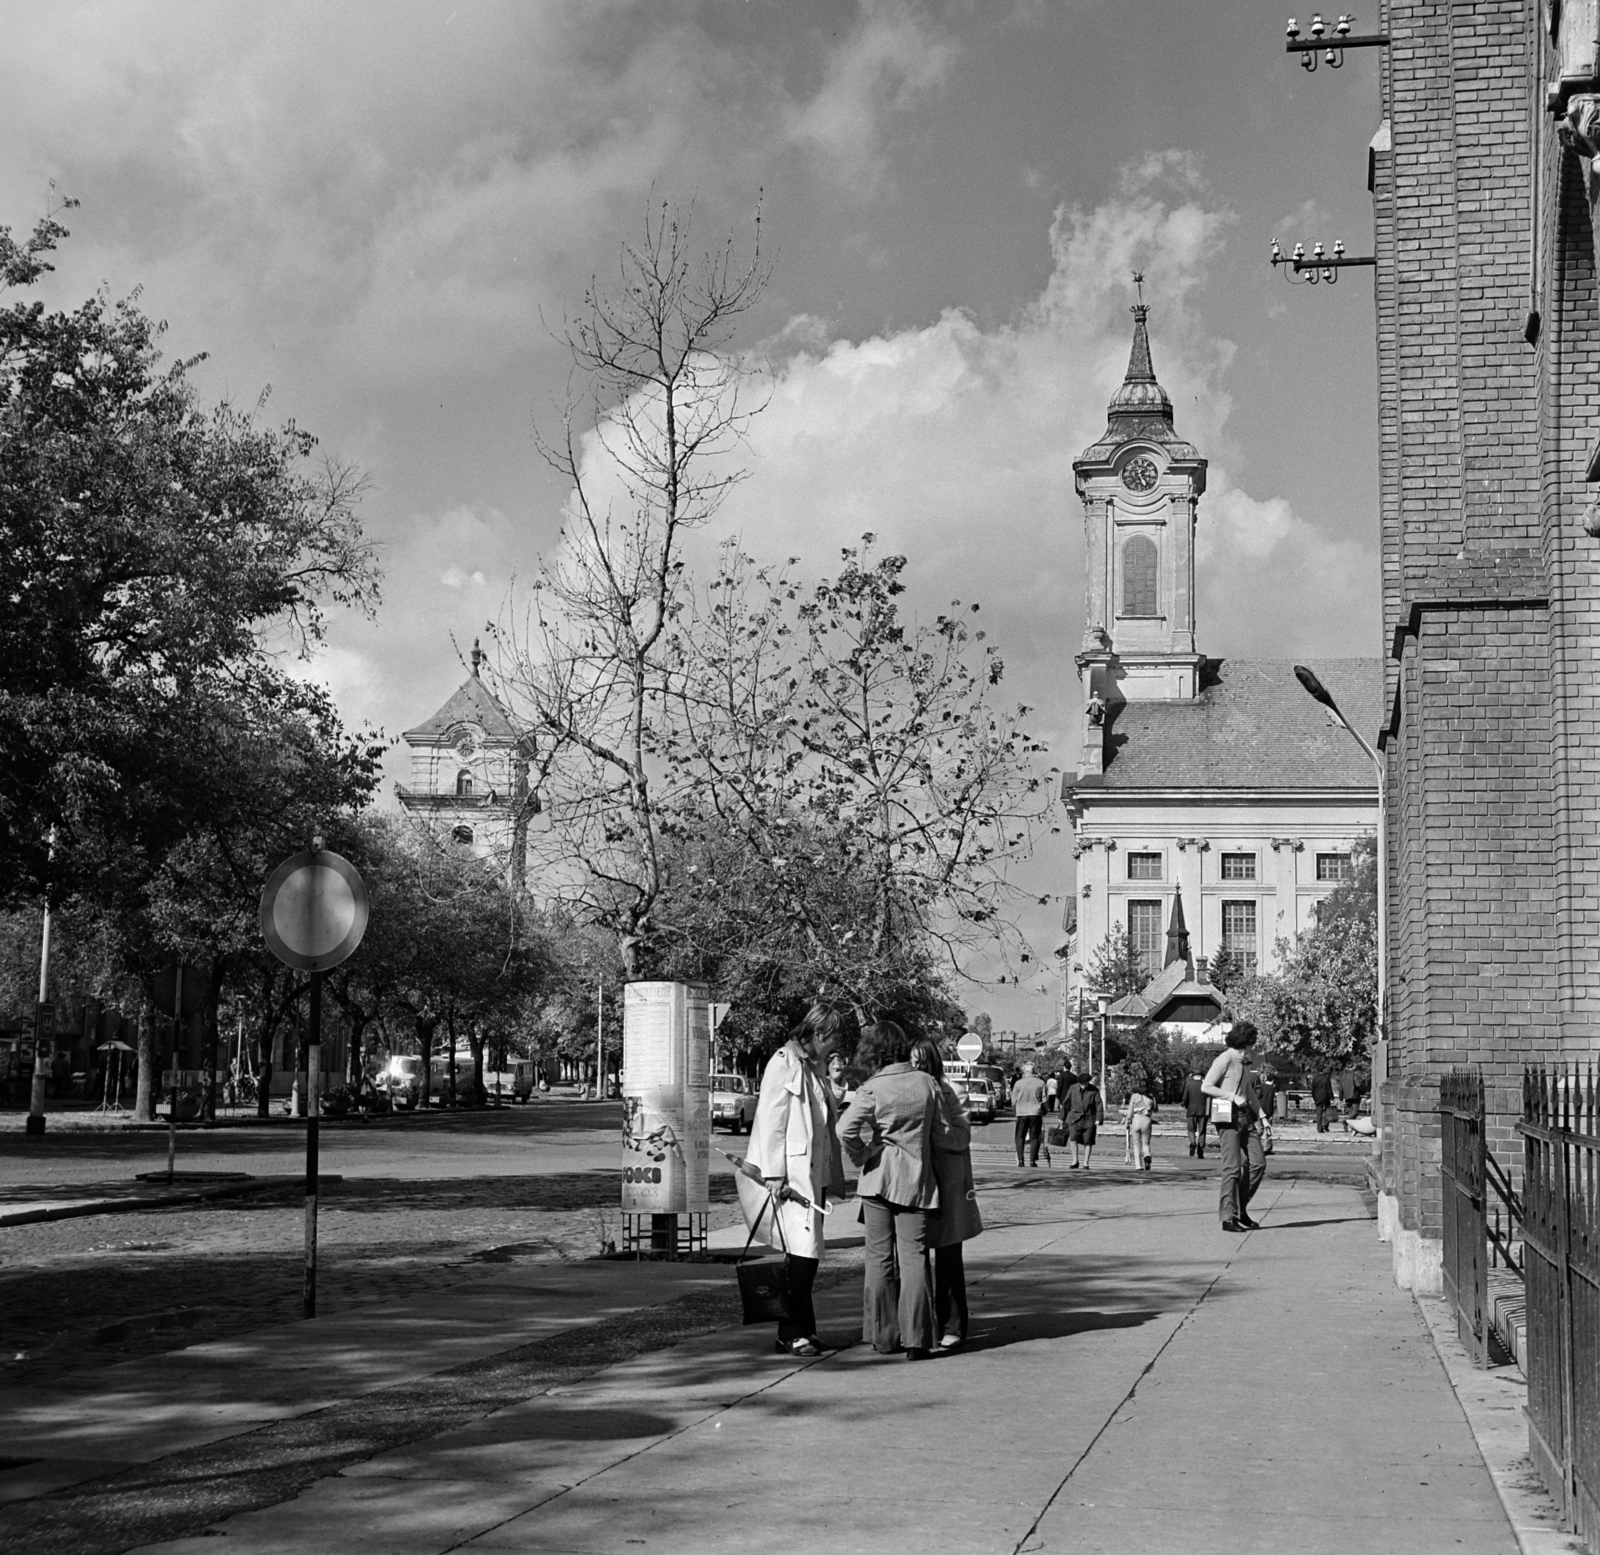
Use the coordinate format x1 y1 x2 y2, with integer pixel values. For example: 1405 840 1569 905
494 201 769 976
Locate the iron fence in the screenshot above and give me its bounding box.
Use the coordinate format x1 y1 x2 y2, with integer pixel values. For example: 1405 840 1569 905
1521 1065 1600 1548
1441 1069 1490 1365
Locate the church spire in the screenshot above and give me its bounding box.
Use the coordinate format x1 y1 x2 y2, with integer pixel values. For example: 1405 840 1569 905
1106 272 1173 431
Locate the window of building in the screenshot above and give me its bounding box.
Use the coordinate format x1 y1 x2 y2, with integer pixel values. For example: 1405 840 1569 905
1128 899 1163 977
1121 535 1159 617
1221 900 1258 975
1220 852 1256 881
1316 852 1352 882
1127 851 1162 881
456 770 474 797
452 824 475 845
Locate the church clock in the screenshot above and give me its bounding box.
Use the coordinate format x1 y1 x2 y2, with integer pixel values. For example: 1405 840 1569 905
1121 456 1159 492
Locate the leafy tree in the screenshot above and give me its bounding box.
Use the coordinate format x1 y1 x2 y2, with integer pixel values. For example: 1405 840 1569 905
1228 835 1378 1062
0 209 380 906
673 541 1049 1013
1085 924 1148 1000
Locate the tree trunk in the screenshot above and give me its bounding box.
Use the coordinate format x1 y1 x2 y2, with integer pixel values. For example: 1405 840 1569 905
468 1020 484 1105
201 965 223 1124
417 1013 437 1107
133 1003 156 1122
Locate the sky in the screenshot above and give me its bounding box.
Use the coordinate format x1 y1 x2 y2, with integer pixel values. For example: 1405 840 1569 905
0 1 1387 1031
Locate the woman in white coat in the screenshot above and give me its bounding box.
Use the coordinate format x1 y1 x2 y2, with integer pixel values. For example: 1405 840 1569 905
736 1003 848 1357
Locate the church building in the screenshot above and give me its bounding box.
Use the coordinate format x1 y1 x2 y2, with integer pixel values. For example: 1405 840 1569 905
1063 300 1382 1005
396 641 532 882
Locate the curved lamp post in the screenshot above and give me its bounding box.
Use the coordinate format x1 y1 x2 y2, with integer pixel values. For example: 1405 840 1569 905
1294 666 1387 1071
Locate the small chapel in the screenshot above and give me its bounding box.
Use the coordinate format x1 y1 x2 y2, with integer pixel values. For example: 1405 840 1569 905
395 641 532 882
1063 293 1382 1011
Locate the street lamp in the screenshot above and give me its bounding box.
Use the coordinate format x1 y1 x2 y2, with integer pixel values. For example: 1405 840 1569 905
1293 665 1387 1072
1097 995 1109 1091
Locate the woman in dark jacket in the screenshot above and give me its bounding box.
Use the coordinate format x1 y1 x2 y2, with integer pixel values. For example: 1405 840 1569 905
911 1038 983 1350
838 1021 942 1359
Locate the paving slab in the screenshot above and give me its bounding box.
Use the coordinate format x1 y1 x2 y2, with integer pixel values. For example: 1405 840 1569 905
115 1173 1522 1555
0 1256 729 1511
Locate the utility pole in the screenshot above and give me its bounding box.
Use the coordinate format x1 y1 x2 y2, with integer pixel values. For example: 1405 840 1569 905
26 868 53 1137
596 980 604 1099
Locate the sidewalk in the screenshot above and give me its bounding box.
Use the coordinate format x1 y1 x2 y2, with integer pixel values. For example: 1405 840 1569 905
0 1170 1528 1555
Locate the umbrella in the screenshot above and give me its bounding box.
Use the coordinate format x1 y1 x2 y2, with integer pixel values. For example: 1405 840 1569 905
715 1145 832 1214
97 1040 136 1053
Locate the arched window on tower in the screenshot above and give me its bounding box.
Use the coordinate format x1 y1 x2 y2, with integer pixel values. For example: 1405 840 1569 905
1121 535 1159 618
452 824 475 846
455 770 474 797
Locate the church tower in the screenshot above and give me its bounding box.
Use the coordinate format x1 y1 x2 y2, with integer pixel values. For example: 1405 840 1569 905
1073 284 1207 777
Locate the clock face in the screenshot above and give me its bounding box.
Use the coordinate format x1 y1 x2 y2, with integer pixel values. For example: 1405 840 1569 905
1122 456 1160 492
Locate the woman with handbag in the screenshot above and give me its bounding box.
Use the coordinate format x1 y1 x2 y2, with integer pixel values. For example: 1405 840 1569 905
1202 1020 1265 1232
911 1039 983 1351
838 1021 942 1359
736 1002 849 1357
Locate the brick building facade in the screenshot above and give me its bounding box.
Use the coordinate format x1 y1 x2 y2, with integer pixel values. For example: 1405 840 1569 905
1372 0 1600 1290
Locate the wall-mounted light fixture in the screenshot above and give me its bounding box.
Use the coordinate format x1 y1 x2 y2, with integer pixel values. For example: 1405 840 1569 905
1285 13 1389 71
1270 238 1377 285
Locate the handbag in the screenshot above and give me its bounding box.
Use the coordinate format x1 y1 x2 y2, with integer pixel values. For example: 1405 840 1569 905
1209 1096 1235 1126
735 1192 789 1326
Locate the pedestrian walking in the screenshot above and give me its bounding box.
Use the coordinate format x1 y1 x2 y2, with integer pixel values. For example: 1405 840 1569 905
1064 1070 1104 1168
736 1002 849 1358
1337 1066 1360 1119
838 1020 941 1360
1181 1068 1209 1157
1122 1087 1156 1170
827 1051 852 1111
1044 1070 1059 1115
1202 1021 1266 1232
1011 1061 1046 1167
1310 1068 1334 1133
910 1039 982 1351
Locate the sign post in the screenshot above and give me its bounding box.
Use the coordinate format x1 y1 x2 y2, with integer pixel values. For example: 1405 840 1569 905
260 843 369 1319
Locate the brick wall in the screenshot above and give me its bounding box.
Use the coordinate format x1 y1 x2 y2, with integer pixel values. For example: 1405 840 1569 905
1373 0 1600 1242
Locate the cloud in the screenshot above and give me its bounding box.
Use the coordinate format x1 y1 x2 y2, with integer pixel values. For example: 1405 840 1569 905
784 0 957 188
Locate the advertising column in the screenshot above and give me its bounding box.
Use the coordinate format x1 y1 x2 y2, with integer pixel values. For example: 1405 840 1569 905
621 981 711 1218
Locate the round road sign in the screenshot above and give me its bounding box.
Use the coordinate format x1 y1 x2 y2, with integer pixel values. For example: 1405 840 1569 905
956 1033 983 1062
260 849 369 972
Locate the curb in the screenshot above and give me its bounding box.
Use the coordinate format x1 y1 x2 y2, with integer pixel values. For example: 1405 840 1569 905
1412 1292 1585 1554
0 1175 304 1228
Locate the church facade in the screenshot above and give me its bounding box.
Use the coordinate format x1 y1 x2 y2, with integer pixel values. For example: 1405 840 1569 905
396 641 532 882
1063 304 1382 1003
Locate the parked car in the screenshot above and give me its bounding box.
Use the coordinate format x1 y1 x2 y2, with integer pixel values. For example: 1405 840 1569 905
958 1077 996 1126
711 1073 756 1133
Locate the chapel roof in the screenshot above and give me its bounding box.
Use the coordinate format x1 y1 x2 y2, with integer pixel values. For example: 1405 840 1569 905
402 657 519 744
1089 656 1383 790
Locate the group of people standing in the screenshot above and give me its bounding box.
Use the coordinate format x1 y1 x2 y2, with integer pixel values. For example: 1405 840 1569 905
734 1005 981 1362
734 1009 1278 1363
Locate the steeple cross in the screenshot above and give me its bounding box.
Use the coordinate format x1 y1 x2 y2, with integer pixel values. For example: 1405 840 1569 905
1131 269 1147 315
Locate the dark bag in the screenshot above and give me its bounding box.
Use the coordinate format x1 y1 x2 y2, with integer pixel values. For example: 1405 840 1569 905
1046 1123 1067 1147
735 1193 789 1326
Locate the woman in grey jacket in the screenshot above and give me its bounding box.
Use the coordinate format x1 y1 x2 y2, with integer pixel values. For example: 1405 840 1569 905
838 1021 942 1359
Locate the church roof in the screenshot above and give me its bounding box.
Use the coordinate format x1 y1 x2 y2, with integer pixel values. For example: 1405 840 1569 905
402 670 519 744
1090 657 1383 790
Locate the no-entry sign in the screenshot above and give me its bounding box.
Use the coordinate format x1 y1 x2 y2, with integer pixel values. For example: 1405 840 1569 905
259 849 369 972
956 1032 984 1062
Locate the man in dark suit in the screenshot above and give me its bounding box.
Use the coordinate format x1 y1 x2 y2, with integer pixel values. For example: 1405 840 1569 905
1181 1068 1209 1158
1310 1069 1335 1132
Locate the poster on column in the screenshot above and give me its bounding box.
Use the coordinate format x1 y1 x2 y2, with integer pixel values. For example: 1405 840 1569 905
621 981 711 1214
